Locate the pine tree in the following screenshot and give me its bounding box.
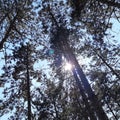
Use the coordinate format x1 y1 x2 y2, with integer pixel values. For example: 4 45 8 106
0 44 37 119
0 0 33 50
36 0 120 119
0 0 120 119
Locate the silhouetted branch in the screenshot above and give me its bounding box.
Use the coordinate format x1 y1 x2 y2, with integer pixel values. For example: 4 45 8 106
99 0 120 8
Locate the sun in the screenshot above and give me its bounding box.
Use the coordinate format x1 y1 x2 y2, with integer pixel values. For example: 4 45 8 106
64 62 72 71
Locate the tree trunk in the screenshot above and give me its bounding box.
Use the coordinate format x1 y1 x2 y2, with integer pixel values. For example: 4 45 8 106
26 45 31 120
104 99 118 120
0 14 17 50
72 68 97 120
49 9 109 119
63 40 109 120
96 52 120 80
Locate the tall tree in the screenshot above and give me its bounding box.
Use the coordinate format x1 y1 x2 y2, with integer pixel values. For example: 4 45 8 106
36 0 120 119
0 0 120 119
0 0 33 50
0 43 38 119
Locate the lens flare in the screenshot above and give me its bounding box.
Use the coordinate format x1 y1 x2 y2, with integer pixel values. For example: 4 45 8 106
64 62 72 71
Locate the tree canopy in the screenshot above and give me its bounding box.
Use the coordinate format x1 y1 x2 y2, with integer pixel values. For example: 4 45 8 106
0 0 120 120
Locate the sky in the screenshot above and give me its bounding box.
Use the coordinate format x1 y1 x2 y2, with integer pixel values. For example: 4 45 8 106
0 3 120 119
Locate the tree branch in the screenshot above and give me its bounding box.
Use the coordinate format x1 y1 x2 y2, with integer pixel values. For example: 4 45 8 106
99 0 120 8
0 14 18 50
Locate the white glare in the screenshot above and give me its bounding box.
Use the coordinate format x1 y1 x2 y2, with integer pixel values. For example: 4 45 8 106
64 62 72 71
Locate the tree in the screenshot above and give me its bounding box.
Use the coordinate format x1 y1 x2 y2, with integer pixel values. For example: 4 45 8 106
36 0 120 119
79 40 120 120
0 44 38 119
0 0 120 119
0 0 33 50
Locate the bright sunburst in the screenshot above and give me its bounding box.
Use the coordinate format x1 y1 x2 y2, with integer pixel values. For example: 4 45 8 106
64 62 72 71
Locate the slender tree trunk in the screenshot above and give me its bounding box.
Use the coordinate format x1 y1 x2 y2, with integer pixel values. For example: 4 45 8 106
102 84 120 109
75 90 89 120
95 51 120 80
72 68 97 120
0 14 17 50
26 46 31 120
104 99 118 120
